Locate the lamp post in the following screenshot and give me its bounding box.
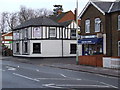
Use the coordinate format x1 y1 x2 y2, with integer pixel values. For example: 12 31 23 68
76 0 79 65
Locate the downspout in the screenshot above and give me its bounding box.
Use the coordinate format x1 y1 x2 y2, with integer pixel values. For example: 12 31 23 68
62 27 64 57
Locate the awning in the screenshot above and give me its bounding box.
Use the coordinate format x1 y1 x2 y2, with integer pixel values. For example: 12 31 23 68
78 38 103 44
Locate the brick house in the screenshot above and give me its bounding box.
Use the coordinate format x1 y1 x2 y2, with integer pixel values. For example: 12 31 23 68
78 1 120 57
2 32 13 50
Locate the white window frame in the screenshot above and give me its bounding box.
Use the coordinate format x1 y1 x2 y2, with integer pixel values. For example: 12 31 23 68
118 41 120 56
33 27 42 38
49 27 56 38
95 18 101 32
70 29 76 39
85 19 90 33
118 15 120 30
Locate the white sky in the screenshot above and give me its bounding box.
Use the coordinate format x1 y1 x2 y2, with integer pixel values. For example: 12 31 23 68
0 0 116 14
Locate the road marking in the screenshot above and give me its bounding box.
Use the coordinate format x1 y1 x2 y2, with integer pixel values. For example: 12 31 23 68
13 73 39 82
0 69 5 71
43 84 62 88
60 74 67 77
100 81 118 88
37 78 82 81
56 84 110 88
6 66 16 71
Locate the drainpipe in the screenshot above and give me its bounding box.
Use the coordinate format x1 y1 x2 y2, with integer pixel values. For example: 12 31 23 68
62 27 63 57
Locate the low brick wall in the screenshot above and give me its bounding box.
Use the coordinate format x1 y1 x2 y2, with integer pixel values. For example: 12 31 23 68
78 55 103 67
103 57 120 69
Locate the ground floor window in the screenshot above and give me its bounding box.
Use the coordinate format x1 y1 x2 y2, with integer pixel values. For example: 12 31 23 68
118 41 120 56
24 42 28 53
16 43 19 52
83 44 103 55
70 44 76 54
33 43 41 53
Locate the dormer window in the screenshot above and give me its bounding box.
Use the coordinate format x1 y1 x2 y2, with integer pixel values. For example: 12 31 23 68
118 15 120 30
85 19 90 33
95 18 101 32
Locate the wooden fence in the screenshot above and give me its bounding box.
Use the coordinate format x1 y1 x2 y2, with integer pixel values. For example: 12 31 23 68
78 55 104 67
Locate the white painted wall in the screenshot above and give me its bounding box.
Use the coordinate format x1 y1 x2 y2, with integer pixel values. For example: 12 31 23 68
103 34 106 55
63 40 77 57
13 39 77 57
103 57 120 69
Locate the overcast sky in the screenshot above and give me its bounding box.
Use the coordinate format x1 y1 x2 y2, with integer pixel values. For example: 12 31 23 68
0 0 116 14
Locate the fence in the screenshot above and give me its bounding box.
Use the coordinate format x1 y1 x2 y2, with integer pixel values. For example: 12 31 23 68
78 55 103 67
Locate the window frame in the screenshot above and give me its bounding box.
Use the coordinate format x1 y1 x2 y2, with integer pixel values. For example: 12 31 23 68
70 29 76 39
95 18 101 32
118 15 120 30
118 41 120 56
49 27 56 38
85 19 90 33
24 42 28 53
33 43 41 54
16 43 19 53
33 27 42 38
70 44 76 54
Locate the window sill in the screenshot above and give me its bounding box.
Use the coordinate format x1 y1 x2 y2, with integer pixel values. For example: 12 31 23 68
33 52 41 54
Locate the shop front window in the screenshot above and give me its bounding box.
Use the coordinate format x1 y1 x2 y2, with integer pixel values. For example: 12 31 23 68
83 44 103 55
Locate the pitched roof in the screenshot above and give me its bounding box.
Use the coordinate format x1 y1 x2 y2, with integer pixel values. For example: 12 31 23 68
79 1 120 18
110 1 120 12
49 11 74 23
59 20 73 27
93 2 113 13
14 16 62 30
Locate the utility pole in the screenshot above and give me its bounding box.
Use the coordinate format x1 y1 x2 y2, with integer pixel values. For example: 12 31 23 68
76 0 79 65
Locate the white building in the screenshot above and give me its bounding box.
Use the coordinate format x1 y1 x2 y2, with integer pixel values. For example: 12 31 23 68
13 16 79 57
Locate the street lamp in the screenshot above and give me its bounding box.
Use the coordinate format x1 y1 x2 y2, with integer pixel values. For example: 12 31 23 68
76 0 79 65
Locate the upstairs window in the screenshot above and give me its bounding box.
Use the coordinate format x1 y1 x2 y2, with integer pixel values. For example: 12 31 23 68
95 18 101 32
49 27 56 38
118 15 120 30
71 29 76 39
33 27 41 38
85 19 90 33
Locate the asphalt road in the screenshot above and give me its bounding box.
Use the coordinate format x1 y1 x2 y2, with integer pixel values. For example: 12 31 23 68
1 60 119 89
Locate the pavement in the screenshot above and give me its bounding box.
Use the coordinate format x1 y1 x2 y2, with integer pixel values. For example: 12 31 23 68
1 56 120 78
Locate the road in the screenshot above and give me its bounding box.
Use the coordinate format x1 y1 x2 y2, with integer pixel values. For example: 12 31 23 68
1 60 119 89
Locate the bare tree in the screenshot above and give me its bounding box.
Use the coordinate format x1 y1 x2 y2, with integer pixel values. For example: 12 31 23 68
0 6 53 33
5 12 19 31
0 12 8 33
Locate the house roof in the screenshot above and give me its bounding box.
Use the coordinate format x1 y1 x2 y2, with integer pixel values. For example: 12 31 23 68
2 31 13 36
59 20 73 27
79 1 120 18
49 11 74 23
49 12 67 22
14 16 62 30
